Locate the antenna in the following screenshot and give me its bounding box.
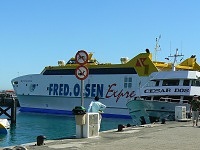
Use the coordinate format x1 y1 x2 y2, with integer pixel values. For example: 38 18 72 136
170 41 172 56
168 48 184 71
154 35 161 61
180 41 183 54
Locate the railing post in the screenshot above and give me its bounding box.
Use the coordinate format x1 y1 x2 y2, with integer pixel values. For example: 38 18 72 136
11 97 16 124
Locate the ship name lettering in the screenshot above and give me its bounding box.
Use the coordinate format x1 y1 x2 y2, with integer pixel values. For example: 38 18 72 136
105 83 135 102
48 83 104 97
73 84 80 96
174 88 189 93
85 84 103 97
144 88 171 93
49 84 70 96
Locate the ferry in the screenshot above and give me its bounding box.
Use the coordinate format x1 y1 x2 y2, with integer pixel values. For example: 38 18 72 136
11 51 147 118
127 49 200 124
11 47 199 119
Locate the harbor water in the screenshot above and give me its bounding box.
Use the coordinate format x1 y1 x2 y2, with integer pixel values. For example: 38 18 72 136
0 109 132 148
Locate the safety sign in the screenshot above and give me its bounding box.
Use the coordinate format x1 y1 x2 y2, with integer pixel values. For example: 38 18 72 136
75 65 89 80
75 50 88 65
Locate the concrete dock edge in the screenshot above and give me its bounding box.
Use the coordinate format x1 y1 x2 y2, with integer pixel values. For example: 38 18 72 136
2 120 200 150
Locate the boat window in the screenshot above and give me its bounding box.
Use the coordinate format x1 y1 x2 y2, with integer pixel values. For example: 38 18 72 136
144 96 151 100
169 96 181 99
191 80 200 86
183 80 190 86
67 60 76 64
13 81 18 85
124 77 128 82
183 96 192 103
155 81 159 86
43 68 137 75
153 96 161 100
128 83 132 88
162 80 179 86
124 77 132 88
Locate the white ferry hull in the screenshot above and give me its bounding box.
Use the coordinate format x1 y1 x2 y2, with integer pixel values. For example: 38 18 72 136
11 51 165 119
126 99 190 125
17 95 130 118
12 73 149 119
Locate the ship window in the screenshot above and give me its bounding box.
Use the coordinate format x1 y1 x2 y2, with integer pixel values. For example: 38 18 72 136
128 83 132 88
124 77 128 82
153 96 161 100
145 96 151 100
183 80 190 86
67 60 76 64
155 81 159 86
169 96 181 99
183 96 192 103
162 80 179 86
13 81 18 85
124 77 132 88
191 80 200 86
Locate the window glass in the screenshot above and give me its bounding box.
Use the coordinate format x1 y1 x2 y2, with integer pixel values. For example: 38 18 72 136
124 77 132 88
183 80 190 86
162 80 179 86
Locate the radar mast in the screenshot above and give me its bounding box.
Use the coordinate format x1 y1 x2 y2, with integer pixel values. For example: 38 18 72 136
154 35 161 61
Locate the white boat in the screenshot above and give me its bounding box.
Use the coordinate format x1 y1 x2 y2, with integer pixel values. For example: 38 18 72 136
11 51 150 118
0 119 10 134
127 49 200 125
11 46 200 119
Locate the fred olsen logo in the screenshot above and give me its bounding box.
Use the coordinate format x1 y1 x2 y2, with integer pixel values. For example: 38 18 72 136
48 83 104 97
29 84 36 92
48 83 136 102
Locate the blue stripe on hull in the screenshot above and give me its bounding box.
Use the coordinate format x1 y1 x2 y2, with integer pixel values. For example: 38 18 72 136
19 107 131 119
19 107 73 115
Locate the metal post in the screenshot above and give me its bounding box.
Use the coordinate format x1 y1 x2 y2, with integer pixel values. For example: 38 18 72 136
11 97 16 124
80 80 84 137
81 80 84 106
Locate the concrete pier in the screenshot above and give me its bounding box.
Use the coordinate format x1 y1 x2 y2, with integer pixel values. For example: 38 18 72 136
2 120 200 150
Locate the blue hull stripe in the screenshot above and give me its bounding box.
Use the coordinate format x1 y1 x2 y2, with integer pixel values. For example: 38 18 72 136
19 107 131 119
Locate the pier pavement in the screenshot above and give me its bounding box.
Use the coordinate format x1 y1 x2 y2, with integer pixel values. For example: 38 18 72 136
2 120 200 150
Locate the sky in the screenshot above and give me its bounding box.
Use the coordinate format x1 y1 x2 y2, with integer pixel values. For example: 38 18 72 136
0 0 200 90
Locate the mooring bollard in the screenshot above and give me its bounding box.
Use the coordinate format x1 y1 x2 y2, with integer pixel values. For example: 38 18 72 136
118 124 125 132
36 135 46 146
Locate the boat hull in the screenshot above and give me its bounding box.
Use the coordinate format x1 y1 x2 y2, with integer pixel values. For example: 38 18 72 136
17 95 131 119
126 99 190 125
11 71 151 119
11 51 158 119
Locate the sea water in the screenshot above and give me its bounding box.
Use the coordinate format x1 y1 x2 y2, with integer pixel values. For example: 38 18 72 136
0 110 132 148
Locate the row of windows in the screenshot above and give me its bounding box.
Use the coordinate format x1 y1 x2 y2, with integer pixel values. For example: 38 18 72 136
155 79 200 86
43 68 137 75
43 68 135 89
140 95 192 103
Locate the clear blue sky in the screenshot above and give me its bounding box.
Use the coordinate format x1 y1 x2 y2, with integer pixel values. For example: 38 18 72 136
0 0 200 90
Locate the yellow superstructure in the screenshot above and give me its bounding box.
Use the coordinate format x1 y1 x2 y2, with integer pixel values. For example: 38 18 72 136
42 51 200 77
